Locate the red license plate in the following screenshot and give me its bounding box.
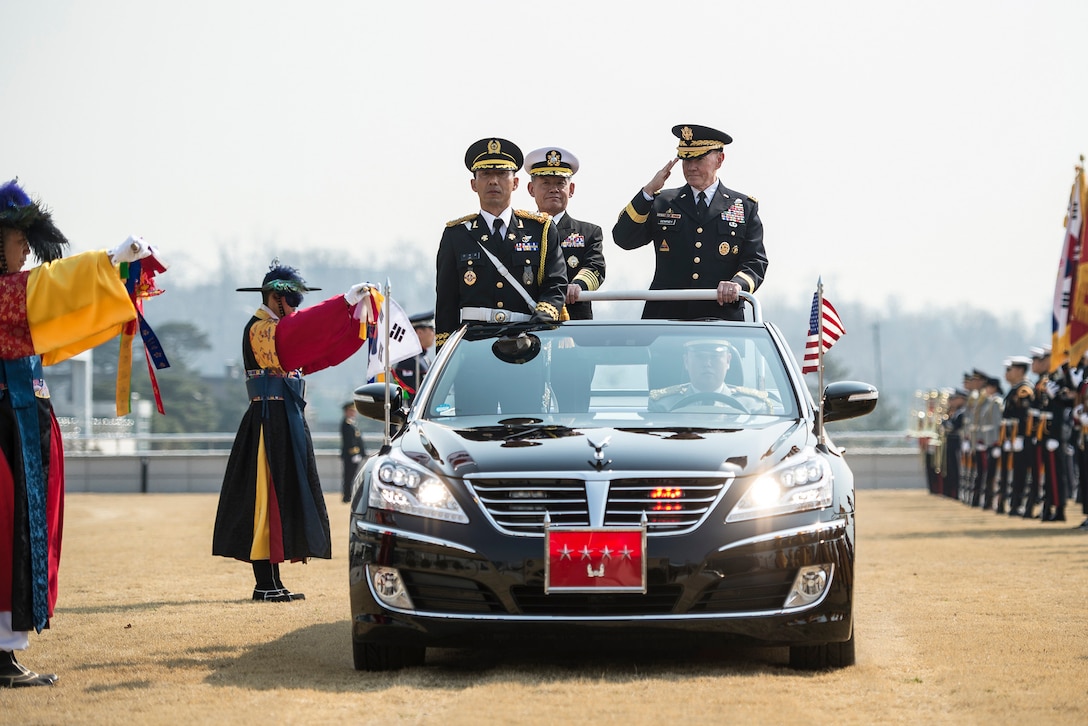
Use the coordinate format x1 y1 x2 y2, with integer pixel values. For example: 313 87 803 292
545 527 646 593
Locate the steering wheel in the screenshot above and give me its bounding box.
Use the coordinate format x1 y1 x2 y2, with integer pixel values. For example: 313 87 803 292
666 391 749 412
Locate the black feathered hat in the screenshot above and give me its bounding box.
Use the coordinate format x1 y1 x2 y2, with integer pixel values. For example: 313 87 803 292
236 259 321 308
0 179 69 271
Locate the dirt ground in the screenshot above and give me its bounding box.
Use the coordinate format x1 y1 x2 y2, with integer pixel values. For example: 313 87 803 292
4 489 1087 725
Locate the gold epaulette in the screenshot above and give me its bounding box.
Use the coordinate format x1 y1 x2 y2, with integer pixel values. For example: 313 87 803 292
748 195 758 203
514 209 550 223
446 213 477 228
649 384 687 401
733 385 769 399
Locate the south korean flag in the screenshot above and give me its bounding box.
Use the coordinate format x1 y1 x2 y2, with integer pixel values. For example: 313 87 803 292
366 296 423 381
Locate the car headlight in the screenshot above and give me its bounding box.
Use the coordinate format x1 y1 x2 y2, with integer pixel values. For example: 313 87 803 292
368 459 469 523
725 450 833 522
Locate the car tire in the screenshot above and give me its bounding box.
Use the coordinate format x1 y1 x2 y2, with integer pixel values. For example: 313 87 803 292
352 639 426 671
788 631 856 670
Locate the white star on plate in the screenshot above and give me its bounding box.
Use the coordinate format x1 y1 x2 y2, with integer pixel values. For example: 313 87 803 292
599 546 613 560
618 546 634 561
558 545 572 561
579 545 594 560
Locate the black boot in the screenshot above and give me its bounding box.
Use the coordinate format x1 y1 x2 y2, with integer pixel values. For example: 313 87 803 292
251 560 291 602
272 563 305 601
0 650 58 688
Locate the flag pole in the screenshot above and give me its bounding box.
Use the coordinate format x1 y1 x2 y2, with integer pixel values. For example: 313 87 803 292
816 277 826 446
382 278 392 447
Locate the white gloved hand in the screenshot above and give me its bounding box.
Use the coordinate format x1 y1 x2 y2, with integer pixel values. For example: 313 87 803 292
108 235 152 264
345 282 375 307
351 454 363 464
1003 440 1012 452
1071 367 1084 387
1045 438 1060 452
1013 436 1025 452
1045 380 1060 397
960 441 971 454
991 447 1001 459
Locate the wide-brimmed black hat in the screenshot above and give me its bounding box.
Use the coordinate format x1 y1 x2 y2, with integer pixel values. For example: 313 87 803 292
236 260 321 294
672 124 733 158
0 178 69 266
465 138 523 172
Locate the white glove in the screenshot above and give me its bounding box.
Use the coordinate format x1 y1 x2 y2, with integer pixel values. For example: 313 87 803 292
345 282 375 307
1071 367 1084 387
1045 380 1060 397
351 454 363 464
1045 438 1060 452
960 441 970 454
1013 436 1025 452
975 442 986 452
1002 440 1012 452
108 235 152 264
991 447 1001 459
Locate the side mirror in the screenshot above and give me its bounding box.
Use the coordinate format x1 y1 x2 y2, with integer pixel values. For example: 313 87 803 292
822 381 878 423
353 382 407 426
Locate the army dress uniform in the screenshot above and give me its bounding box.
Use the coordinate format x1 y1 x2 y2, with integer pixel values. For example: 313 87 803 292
435 209 567 346
612 125 767 321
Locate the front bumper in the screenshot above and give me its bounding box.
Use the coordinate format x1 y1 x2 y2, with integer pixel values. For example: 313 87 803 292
348 514 853 650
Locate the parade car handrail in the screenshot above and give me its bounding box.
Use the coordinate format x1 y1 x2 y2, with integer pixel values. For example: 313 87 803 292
575 289 761 323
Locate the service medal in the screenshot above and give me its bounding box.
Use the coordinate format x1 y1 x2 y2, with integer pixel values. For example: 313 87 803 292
719 242 730 256
464 270 477 285
568 255 579 268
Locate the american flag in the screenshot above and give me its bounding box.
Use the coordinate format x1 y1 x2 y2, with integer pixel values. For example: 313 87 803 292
801 289 846 374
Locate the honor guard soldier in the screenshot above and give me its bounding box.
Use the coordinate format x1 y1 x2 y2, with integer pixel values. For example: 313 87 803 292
389 310 435 404
612 124 768 321
524 147 605 320
435 137 567 348
1002 356 1034 516
975 375 1004 509
941 389 969 500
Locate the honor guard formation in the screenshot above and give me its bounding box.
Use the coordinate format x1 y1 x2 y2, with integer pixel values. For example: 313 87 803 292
911 346 1088 529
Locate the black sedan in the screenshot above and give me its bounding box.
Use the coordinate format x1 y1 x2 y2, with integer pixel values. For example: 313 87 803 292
348 292 877 670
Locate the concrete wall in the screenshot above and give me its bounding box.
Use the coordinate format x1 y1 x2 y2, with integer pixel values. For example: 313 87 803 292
61 449 927 493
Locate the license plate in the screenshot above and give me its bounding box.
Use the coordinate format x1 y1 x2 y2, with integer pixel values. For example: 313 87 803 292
544 526 647 593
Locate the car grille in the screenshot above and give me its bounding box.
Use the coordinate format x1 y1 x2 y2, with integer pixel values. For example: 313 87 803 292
465 476 730 536
689 569 796 613
510 585 683 615
401 571 505 614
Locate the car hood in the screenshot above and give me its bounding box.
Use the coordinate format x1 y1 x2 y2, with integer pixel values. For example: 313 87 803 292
398 419 813 478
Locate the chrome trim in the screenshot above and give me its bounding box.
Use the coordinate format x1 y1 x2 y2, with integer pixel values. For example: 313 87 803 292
353 519 477 554
715 519 847 554
464 470 735 537
364 565 835 622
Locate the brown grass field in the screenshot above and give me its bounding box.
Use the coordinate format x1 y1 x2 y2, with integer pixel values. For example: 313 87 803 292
3 489 1087 725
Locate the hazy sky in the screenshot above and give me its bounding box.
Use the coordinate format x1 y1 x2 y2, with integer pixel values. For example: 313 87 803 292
5 0 1086 324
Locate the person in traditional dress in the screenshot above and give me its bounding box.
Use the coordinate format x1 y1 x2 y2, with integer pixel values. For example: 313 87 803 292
212 262 373 602
1 178 156 687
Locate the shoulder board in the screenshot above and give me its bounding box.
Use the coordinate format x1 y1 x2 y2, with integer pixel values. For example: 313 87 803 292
514 209 550 223
446 213 477 228
748 195 758 203
649 384 687 401
733 385 768 399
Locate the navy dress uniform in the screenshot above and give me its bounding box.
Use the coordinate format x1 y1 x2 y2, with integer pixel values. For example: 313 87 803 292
524 147 605 320
435 138 567 348
612 124 767 321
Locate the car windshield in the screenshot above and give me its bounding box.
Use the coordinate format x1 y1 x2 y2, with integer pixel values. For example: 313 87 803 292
416 322 800 427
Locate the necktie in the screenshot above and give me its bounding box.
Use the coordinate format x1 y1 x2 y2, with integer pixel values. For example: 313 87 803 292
696 191 707 208
492 217 504 240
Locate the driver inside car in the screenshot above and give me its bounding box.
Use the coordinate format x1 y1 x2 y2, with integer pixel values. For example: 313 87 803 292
648 339 771 413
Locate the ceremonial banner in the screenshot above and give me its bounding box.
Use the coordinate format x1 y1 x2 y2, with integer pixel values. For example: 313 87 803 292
1059 162 1088 371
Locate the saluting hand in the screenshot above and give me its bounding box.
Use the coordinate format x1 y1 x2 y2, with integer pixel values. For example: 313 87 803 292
643 158 678 196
